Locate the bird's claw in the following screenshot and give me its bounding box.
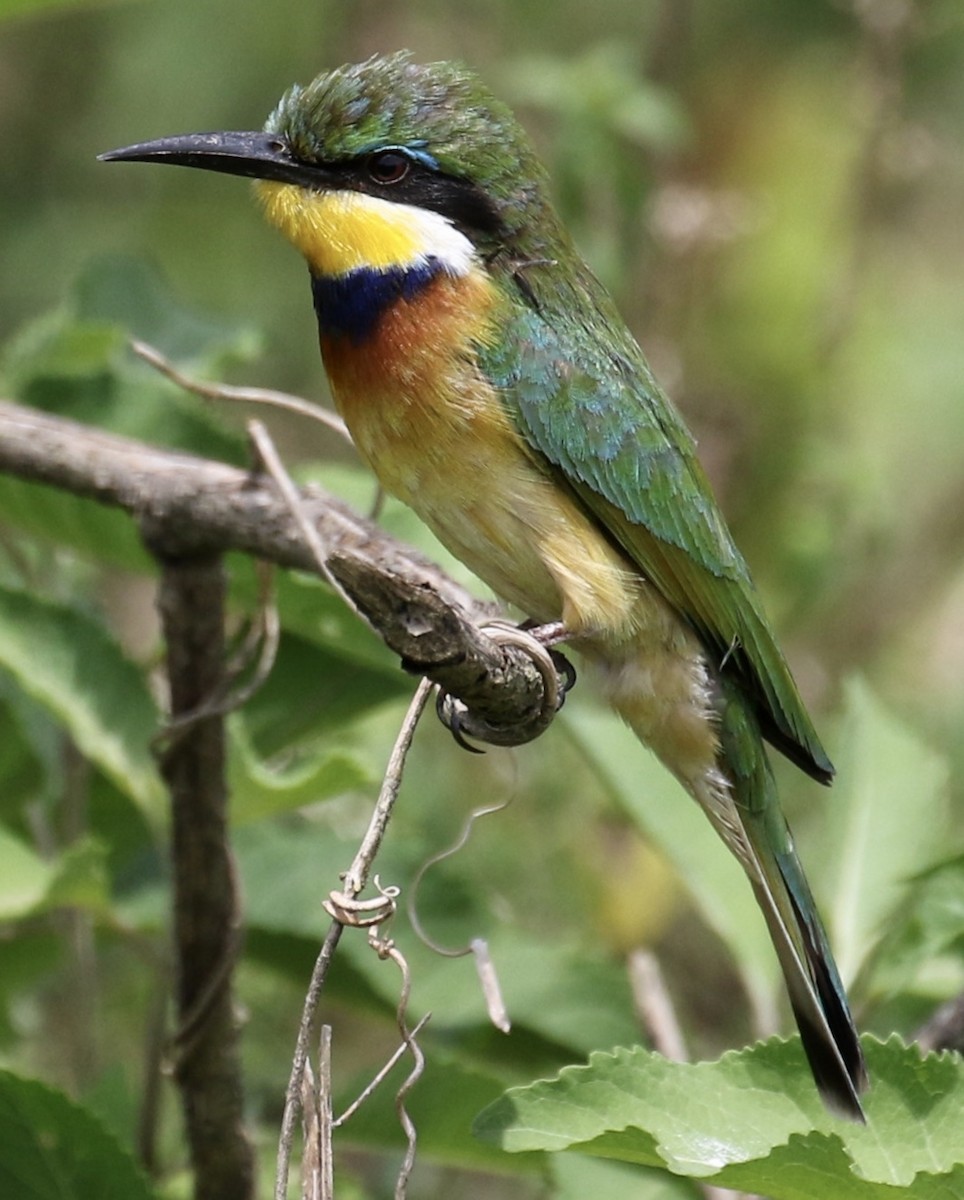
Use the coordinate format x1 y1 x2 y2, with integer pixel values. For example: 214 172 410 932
436 689 486 754
434 619 576 751
550 648 577 696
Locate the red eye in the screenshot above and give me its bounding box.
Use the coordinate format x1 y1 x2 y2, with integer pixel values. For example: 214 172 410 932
367 150 410 185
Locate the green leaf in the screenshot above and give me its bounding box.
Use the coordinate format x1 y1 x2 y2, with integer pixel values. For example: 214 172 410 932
476 1035 964 1198
0 830 109 922
869 853 964 998
267 570 399 673
0 587 161 814
550 1152 698 1200
0 692 45 826
818 679 951 984
41 837 111 914
0 1069 158 1199
233 819 353 940
0 476 151 573
716 1136 964 1200
3 257 252 461
228 716 371 824
239 630 409 757
0 827 58 920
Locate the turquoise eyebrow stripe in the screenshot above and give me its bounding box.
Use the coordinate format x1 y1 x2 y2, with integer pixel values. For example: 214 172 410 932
354 141 440 171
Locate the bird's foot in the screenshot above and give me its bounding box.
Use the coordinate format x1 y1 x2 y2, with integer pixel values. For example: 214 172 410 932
487 619 578 700
435 619 577 751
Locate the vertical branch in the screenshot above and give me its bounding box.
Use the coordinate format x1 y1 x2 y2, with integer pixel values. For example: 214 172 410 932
154 550 255 1200
318 1026 334 1200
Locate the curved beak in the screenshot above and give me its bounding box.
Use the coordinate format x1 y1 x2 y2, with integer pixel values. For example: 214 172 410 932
99 130 325 188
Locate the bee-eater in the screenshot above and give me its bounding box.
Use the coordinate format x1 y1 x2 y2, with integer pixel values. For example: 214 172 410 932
102 51 867 1118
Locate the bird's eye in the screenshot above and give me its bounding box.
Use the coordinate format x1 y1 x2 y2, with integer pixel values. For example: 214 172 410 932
367 150 410 185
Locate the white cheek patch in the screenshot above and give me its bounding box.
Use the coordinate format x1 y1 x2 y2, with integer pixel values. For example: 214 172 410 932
389 198 476 277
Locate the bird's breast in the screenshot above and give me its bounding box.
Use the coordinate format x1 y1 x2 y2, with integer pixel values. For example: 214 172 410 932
256 179 648 639
319 266 644 637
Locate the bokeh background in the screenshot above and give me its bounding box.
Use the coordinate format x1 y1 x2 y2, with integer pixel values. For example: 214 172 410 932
1 1 962 1196
5 0 964 732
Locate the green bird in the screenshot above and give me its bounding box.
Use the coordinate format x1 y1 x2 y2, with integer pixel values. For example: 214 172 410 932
101 51 868 1118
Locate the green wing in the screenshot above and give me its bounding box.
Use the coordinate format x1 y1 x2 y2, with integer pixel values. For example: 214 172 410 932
481 271 833 784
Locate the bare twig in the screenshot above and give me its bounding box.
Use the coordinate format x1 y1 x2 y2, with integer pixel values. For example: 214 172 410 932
916 987 964 1055
274 679 434 1200
407 787 516 1033
276 926 344 1199
352 900 427 1200
334 1013 432 1128
382 941 423 1200
317 1028 334 1200
469 939 511 1035
299 1030 332 1200
247 418 365 623
342 680 434 898
131 339 353 445
628 949 689 1063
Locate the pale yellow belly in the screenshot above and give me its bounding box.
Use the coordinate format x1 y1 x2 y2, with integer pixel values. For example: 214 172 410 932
342 368 724 797
320 271 724 798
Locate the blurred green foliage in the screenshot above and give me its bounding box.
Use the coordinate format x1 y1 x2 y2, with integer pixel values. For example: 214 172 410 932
0 0 963 1196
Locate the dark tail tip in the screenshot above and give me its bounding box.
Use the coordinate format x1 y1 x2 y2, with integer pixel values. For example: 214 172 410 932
776 849 870 1120
792 1003 868 1122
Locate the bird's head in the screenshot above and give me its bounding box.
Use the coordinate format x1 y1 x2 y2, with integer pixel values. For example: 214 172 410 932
101 53 562 278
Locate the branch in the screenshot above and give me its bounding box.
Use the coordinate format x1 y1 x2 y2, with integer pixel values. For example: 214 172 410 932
154 549 254 1200
0 399 565 744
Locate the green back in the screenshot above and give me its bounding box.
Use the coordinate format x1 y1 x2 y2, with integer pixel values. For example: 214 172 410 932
480 258 833 783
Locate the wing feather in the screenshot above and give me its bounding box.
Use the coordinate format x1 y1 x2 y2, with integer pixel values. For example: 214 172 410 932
480 275 833 783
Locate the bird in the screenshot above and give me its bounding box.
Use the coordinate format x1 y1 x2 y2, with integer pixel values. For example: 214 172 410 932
101 51 868 1119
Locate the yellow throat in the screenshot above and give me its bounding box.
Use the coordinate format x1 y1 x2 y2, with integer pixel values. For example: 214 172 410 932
255 180 476 279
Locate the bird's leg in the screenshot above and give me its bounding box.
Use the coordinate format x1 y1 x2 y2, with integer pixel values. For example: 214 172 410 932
521 618 571 648
516 620 578 696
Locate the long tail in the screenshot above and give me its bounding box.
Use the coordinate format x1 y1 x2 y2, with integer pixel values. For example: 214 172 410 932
718 691 869 1120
